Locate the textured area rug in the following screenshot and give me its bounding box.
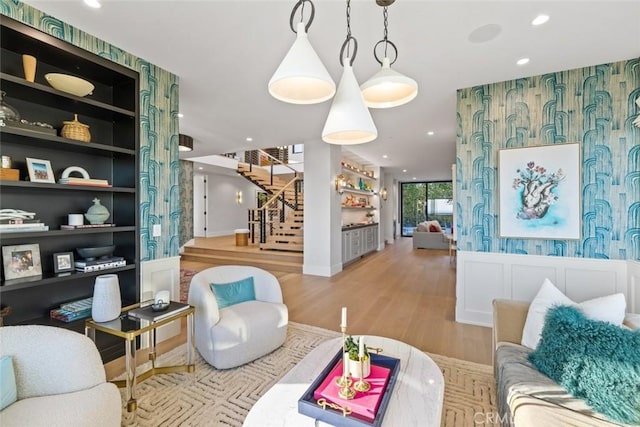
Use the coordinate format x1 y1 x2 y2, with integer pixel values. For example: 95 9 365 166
118 323 496 426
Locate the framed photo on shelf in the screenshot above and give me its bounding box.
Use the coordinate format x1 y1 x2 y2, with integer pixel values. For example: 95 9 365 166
53 251 74 274
26 158 55 183
498 143 580 240
2 244 42 280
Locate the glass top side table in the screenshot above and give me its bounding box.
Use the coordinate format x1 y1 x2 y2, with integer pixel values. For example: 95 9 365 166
85 301 195 412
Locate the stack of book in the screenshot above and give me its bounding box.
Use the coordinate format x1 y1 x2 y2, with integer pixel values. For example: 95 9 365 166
58 177 111 187
0 215 48 233
61 223 115 230
75 256 126 272
50 297 93 322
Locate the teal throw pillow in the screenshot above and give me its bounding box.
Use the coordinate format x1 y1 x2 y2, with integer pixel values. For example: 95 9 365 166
0 355 17 410
529 305 640 424
210 277 256 309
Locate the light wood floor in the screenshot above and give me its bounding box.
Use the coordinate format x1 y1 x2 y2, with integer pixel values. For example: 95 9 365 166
106 237 492 378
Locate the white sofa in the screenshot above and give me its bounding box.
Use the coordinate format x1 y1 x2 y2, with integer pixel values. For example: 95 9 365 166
0 325 121 427
188 265 288 369
412 231 448 249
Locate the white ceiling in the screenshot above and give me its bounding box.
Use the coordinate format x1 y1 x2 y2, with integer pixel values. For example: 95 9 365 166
25 0 640 182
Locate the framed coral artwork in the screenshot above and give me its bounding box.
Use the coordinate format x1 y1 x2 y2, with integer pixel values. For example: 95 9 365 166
498 143 580 240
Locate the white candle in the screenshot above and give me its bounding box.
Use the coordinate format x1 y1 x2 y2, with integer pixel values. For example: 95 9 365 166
343 352 349 377
359 336 365 359
341 307 347 328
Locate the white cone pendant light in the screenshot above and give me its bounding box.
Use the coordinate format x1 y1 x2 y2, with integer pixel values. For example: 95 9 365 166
361 56 418 108
322 59 377 145
269 5 335 104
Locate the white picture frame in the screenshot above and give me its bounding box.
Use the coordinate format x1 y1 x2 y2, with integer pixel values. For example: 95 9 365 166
2 243 42 280
498 143 581 240
26 157 55 183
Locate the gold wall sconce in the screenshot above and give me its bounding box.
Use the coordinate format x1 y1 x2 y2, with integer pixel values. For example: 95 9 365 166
380 187 388 201
335 174 346 193
236 191 243 204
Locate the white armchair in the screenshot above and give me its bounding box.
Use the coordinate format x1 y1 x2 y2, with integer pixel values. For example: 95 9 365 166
0 325 121 427
188 265 288 369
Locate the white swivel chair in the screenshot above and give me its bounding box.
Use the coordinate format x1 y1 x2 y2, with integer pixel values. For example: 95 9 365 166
188 265 288 369
0 325 121 427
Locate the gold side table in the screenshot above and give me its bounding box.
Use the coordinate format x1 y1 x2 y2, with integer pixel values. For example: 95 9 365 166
85 301 195 412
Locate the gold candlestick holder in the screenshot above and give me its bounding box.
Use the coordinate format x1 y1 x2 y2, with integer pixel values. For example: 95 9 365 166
336 325 352 387
338 372 356 400
353 357 371 392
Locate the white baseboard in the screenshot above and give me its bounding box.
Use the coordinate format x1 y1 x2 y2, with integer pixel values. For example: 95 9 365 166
455 251 630 327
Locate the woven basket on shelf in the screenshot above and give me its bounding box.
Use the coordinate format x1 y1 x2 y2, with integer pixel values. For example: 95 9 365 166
61 114 91 142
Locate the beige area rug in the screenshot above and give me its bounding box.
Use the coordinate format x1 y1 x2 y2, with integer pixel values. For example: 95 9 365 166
117 322 496 426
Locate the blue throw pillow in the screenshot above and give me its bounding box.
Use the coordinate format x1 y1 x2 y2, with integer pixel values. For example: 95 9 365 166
210 277 256 309
529 305 640 424
0 355 17 410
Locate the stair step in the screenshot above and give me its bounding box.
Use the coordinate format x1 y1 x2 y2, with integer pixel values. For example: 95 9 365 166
268 235 303 244
259 242 304 252
181 252 302 273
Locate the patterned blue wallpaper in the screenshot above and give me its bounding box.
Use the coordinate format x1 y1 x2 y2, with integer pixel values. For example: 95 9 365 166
456 59 640 260
1 0 181 261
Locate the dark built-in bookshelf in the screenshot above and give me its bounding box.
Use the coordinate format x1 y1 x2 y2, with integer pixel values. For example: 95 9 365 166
0 16 140 362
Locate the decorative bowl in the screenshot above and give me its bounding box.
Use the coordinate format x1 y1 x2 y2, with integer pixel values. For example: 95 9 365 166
151 302 170 312
44 73 94 97
76 245 115 261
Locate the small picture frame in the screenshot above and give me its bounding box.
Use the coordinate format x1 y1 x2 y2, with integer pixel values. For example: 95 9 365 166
2 244 42 280
26 157 55 183
53 251 74 274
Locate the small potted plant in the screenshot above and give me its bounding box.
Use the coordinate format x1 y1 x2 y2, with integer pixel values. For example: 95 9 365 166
344 335 370 379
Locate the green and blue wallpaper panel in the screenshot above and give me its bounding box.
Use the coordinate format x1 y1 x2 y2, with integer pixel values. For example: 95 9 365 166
456 59 640 260
1 0 181 261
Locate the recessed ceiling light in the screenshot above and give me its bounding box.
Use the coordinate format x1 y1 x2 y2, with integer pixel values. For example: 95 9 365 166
246 137 253 142
412 177 417 180
177 113 184 118
382 154 388 159
531 14 550 26
517 57 530 66
83 0 101 8
427 131 435 136
402 169 407 173
198 167 203 170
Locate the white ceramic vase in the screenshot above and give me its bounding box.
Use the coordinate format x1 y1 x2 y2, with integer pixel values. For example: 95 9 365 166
348 357 371 379
92 274 121 322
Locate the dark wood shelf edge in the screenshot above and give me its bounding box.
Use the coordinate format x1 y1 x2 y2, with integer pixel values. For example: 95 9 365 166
0 126 136 155
0 181 136 192
1 73 136 117
0 226 136 239
0 264 137 293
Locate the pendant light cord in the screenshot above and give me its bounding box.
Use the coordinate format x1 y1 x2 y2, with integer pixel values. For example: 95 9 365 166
339 0 357 66
383 6 389 57
373 4 397 65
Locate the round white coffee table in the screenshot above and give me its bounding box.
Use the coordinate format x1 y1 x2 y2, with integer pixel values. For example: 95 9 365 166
243 336 444 426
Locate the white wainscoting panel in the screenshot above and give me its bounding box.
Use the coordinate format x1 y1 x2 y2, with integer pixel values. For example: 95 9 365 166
456 251 629 327
140 256 181 347
628 261 640 313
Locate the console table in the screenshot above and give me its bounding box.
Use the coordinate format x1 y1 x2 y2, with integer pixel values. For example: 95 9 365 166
243 336 444 426
85 302 195 412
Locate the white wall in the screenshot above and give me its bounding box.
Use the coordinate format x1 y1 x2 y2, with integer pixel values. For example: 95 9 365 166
303 141 342 277
456 251 634 326
193 172 258 237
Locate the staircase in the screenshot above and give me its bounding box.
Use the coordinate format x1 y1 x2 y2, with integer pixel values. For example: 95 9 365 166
237 155 303 253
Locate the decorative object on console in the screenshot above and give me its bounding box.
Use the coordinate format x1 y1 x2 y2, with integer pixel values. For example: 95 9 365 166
61 114 91 142
22 54 36 82
0 91 20 122
2 243 42 280
84 198 110 224
152 290 171 312
25 157 55 183
91 274 121 322
44 73 94 97
268 0 335 105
